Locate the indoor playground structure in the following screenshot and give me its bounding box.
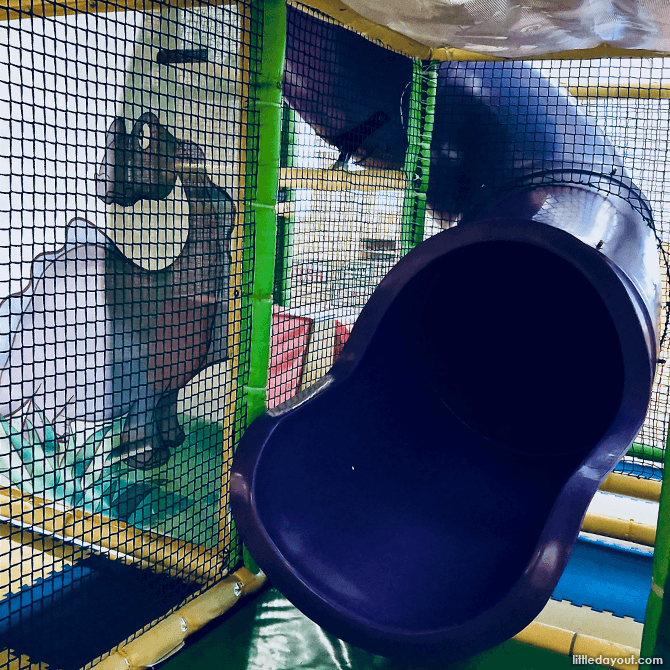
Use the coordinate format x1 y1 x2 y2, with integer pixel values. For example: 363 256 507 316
2 0 670 669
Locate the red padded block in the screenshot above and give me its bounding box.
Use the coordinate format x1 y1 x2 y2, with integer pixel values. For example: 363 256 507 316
267 307 313 409
333 319 353 361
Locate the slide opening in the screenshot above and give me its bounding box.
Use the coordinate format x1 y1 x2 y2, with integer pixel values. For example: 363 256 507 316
418 240 625 456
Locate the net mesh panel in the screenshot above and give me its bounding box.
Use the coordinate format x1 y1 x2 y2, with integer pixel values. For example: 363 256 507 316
1 0 670 667
573 74 670 479
268 113 406 402
275 7 670 482
0 2 255 668
267 4 409 405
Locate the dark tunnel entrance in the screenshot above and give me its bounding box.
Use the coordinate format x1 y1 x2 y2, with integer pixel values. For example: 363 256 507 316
418 241 625 456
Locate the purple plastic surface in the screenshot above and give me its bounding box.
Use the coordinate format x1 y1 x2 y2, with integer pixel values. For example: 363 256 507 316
232 218 657 661
231 7 660 662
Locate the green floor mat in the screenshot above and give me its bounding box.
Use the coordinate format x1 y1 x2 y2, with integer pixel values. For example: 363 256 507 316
160 587 574 670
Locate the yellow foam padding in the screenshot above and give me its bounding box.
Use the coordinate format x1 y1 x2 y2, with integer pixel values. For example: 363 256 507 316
568 85 670 100
514 621 575 655
572 634 641 670
218 8 249 556
0 525 84 601
0 487 223 584
588 492 659 530
599 474 662 503
534 599 643 650
93 568 266 670
0 649 50 669
0 0 233 22
514 621 641 669
581 513 656 547
278 168 406 192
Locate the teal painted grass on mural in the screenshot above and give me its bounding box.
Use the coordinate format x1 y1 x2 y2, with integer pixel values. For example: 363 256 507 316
0 403 126 509
129 416 225 549
0 406 223 549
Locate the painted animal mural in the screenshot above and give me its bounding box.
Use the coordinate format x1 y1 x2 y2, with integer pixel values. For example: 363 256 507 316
0 112 235 469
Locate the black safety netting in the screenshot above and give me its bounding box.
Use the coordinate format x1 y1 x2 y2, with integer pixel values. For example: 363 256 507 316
0 2 256 667
1 0 670 668
274 6 670 484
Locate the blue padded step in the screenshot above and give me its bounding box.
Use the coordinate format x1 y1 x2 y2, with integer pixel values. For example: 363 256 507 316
551 537 653 622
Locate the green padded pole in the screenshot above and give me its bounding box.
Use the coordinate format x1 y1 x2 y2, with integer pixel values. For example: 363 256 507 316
243 0 286 426
627 442 665 465
274 103 296 307
400 60 437 256
235 0 286 574
641 424 670 657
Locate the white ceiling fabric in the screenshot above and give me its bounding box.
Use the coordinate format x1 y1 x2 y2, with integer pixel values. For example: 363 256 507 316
339 0 670 56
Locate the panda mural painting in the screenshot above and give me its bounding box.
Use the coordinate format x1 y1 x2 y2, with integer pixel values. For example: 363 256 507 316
0 113 235 470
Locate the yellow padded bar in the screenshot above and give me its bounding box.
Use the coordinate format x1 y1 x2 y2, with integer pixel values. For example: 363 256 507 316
568 85 670 100
1 0 228 21
0 487 224 584
581 513 656 547
278 167 405 192
93 567 266 669
514 621 642 670
599 473 662 503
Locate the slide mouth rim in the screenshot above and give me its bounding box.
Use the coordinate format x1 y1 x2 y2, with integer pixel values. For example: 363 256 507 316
230 218 657 661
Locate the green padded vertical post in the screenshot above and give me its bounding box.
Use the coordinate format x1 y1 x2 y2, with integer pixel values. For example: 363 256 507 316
401 59 437 256
242 0 286 426
641 426 670 658
274 103 296 307
235 0 286 574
